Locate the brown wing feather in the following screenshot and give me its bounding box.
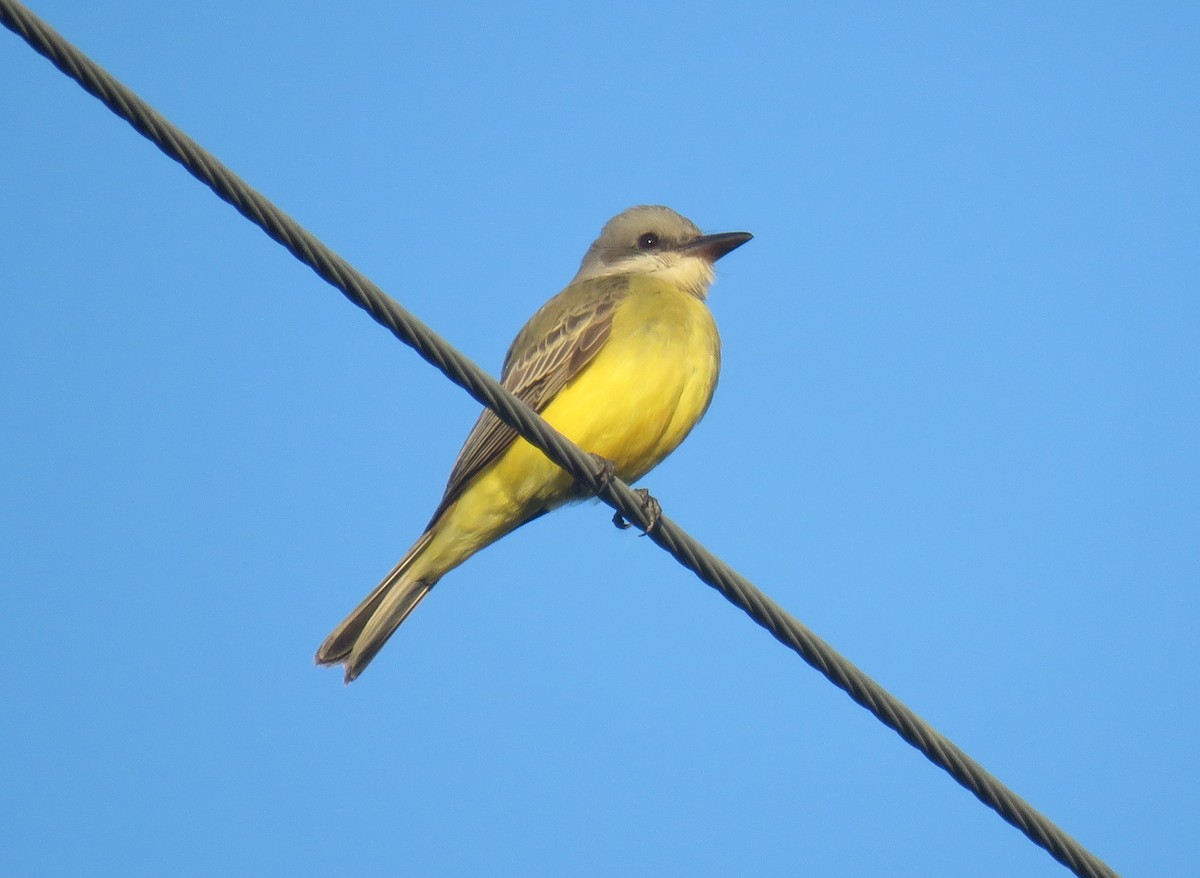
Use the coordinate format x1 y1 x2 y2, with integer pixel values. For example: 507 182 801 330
425 278 627 527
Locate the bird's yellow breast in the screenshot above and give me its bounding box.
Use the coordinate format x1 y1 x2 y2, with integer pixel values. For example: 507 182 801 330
418 276 719 576
543 276 720 483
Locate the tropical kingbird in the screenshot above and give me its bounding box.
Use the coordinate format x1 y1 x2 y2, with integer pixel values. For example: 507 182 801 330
316 205 752 682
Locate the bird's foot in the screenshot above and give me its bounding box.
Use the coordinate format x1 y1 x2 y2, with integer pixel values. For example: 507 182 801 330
612 487 663 536
587 453 618 494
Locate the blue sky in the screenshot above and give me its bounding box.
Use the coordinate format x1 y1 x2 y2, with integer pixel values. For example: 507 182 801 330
2 2 1196 875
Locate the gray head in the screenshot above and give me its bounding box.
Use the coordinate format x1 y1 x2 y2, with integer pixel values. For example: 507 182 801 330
573 205 752 297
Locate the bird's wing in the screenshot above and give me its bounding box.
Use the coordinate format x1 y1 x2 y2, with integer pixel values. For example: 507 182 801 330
425 277 627 526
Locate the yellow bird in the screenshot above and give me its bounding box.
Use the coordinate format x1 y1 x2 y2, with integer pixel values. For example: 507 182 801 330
316 205 752 682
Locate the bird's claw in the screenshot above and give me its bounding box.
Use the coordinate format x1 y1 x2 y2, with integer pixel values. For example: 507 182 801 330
587 453 617 494
586 454 661 535
612 487 663 536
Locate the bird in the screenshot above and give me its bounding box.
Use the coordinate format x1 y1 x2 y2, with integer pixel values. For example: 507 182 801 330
315 205 752 682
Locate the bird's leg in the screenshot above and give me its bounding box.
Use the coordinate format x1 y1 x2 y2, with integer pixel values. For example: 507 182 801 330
586 452 618 495
612 487 663 536
586 453 662 535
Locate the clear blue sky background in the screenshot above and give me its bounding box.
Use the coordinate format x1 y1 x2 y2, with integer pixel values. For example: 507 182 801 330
2 3 1196 876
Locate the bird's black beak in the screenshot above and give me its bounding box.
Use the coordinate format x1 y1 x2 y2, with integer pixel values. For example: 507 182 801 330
678 231 753 263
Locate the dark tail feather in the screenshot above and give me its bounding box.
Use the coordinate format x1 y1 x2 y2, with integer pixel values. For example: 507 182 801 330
315 530 436 683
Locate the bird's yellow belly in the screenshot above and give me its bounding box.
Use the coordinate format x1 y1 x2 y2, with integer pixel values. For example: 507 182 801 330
421 285 719 573
541 287 719 485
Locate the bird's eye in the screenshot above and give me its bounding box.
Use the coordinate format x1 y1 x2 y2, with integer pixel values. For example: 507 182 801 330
636 232 660 250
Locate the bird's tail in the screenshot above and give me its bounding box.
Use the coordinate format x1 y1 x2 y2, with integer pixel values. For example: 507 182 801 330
315 529 438 683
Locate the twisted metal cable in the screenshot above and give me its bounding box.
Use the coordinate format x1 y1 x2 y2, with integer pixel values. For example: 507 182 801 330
1 3 1118 876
